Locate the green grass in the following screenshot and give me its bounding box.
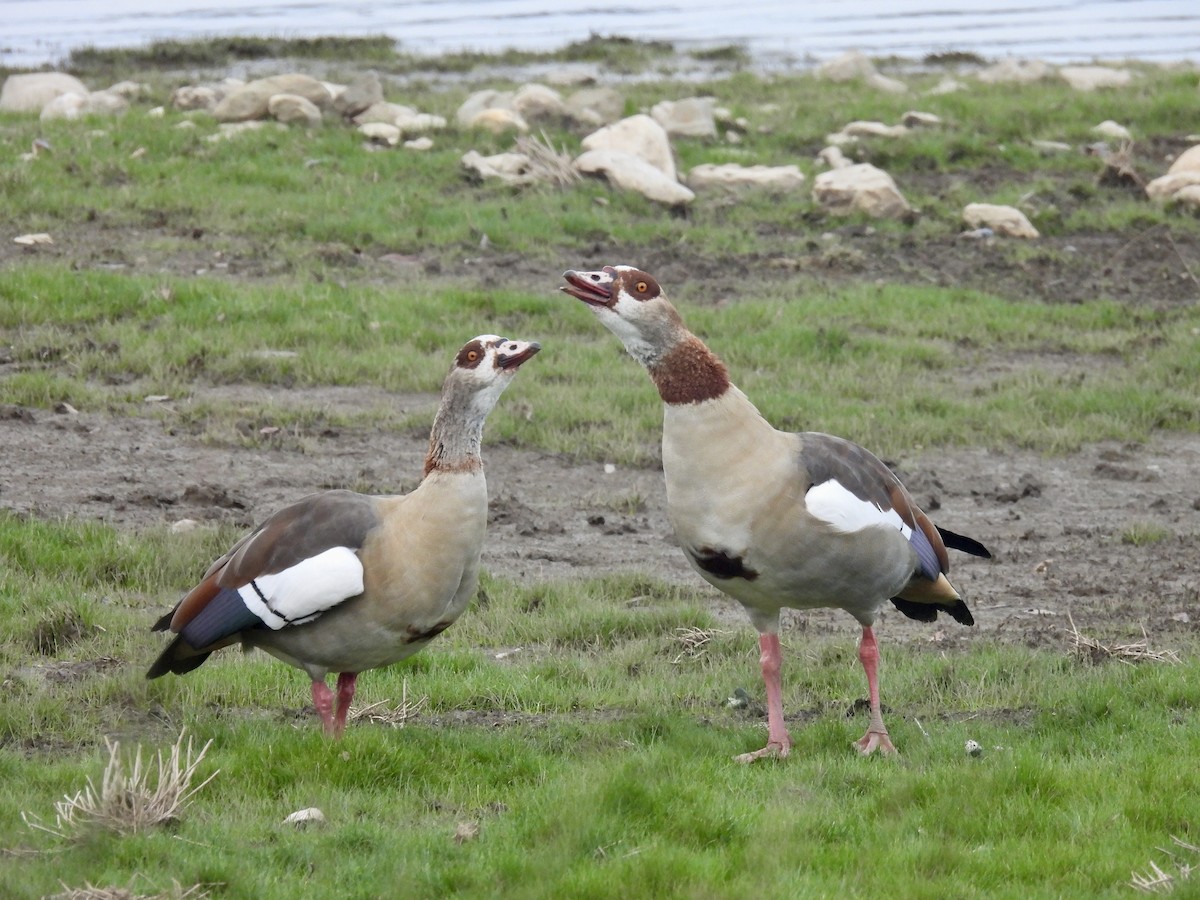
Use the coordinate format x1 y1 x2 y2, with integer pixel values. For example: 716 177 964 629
0 515 1197 898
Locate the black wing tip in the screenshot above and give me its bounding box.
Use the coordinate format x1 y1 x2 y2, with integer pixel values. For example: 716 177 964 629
890 597 975 627
936 526 993 560
145 635 211 679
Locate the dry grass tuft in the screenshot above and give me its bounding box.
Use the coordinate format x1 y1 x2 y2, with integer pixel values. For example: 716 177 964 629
46 879 214 900
671 626 726 664
1067 613 1181 666
23 731 218 838
347 679 428 728
513 130 581 188
1131 836 1199 893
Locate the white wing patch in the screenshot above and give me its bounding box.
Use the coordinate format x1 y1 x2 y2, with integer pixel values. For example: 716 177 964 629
805 479 912 537
238 546 364 630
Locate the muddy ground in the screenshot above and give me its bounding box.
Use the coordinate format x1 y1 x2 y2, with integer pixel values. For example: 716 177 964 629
3 217 1199 656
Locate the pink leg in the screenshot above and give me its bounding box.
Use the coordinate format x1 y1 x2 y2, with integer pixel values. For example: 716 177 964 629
853 626 897 755
734 632 793 764
311 679 336 735
332 672 358 738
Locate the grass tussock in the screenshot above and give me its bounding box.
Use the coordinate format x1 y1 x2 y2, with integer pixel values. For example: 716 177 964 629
1131 837 1200 894
1067 614 1183 666
46 880 214 900
23 731 218 838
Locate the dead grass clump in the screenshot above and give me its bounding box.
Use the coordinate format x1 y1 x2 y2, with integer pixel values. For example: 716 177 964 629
513 130 581 189
1067 613 1181 666
1131 836 1199 894
671 626 725 664
23 731 218 838
347 679 428 727
47 879 213 900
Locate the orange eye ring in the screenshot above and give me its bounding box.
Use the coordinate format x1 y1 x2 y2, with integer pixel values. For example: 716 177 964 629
636 281 648 293
467 350 478 361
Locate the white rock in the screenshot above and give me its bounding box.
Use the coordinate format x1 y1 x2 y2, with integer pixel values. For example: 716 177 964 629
461 150 535 185
965 739 983 757
581 114 676 181
1091 120 1132 141
1059 65 1132 91
456 89 513 126
1167 144 1200 175
1031 139 1073 154
213 74 332 122
962 203 1039 238
170 519 200 534
359 122 401 146
404 137 433 151
574 149 694 205
816 50 877 82
1171 184 1200 209
353 101 417 126
687 163 804 192
0 72 89 112
107 80 145 99
866 72 908 94
13 233 53 245
901 111 942 128
812 163 910 218
817 146 852 169
925 76 965 96
468 107 529 135
565 87 624 126
976 58 1053 85
841 120 910 139
513 83 565 121
283 808 326 828
1146 171 1200 201
395 111 446 134
650 97 717 138
205 121 273 143
40 89 129 121
171 85 220 112
268 93 322 127
147 106 165 118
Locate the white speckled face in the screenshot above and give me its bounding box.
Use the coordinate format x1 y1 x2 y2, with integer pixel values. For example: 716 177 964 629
451 335 540 412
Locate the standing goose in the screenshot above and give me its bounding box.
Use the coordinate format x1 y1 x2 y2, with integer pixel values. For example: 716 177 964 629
561 265 990 761
147 335 541 737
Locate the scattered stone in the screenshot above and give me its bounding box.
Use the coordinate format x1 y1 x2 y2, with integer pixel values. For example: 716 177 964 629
926 76 965 96
650 97 717 138
1092 120 1132 141
468 107 529 135
976 58 1053 85
205 121 281 143
564 86 624 126
962 203 1039 238
171 84 221 112
283 807 327 828
687 163 804 192
213 74 332 123
357 122 399 146
333 71 383 118
353 101 415 126
574 149 695 205
54 402 78 415
456 89 513 126
812 163 910 218
901 111 942 128
0 72 89 112
817 145 852 169
107 80 146 100
13 233 53 246
268 93 322 128
1145 143 1200 203
512 83 565 122
1031 139 1073 154
866 72 908 94
841 120 911 139
965 739 983 757
581 114 677 180
40 90 128 121
815 50 878 82
1059 65 1132 91
170 518 200 534
1168 145 1200 175
405 137 434 151
461 150 535 185
395 111 446 135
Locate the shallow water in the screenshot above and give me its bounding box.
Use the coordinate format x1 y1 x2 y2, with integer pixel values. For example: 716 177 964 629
3 0 1199 70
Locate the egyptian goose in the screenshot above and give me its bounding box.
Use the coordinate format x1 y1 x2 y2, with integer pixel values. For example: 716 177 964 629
561 266 990 761
146 335 541 736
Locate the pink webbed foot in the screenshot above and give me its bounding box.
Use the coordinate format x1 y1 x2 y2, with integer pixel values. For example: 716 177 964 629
853 729 897 755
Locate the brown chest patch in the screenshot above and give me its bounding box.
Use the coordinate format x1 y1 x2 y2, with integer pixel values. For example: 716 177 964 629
649 337 730 405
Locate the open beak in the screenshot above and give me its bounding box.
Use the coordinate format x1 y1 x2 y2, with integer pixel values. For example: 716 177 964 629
561 269 615 308
496 340 541 370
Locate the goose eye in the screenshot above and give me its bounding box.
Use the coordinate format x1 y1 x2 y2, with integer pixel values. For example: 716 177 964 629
636 281 648 293
467 350 478 362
